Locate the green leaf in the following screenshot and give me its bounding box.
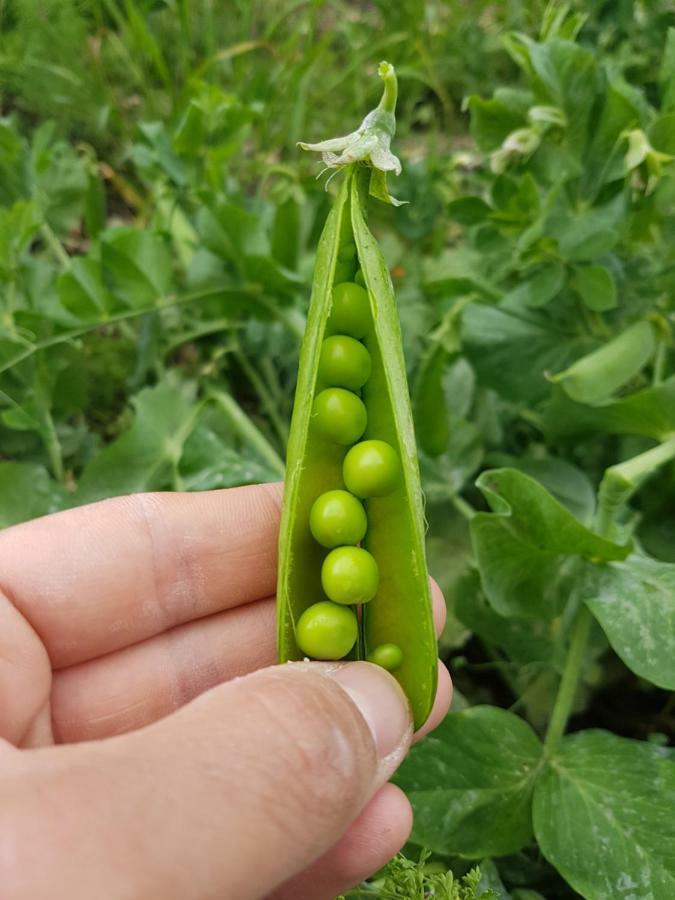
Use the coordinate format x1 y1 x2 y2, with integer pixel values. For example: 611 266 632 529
506 263 565 308
533 730 675 899
0 462 64 528
572 264 617 311
447 196 492 225
395 706 542 857
583 78 645 194
461 304 582 404
542 377 675 440
467 95 526 152
75 383 200 504
550 321 656 404
101 228 172 309
585 556 675 689
58 256 112 321
471 469 629 618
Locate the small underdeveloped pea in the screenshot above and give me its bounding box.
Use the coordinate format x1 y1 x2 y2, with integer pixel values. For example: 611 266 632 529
329 282 370 339
309 489 367 548
321 546 379 605
367 643 404 671
354 269 366 287
312 387 367 445
296 601 358 659
318 335 372 390
333 259 356 284
338 243 357 262
343 439 400 497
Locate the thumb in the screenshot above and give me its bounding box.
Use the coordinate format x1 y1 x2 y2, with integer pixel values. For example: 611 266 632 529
2 662 412 900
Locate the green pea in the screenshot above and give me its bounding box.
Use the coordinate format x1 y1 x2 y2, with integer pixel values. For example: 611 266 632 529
312 388 367 445
333 259 356 284
343 439 400 497
318 335 372 391
329 282 370 339
309 489 367 548
368 643 404 671
338 243 357 262
321 546 379 605
354 269 366 287
296 601 358 660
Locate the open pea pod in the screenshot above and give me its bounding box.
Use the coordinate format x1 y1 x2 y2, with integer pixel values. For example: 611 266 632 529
277 64 437 728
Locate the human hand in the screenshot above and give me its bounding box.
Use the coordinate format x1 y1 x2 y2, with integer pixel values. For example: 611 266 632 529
0 483 451 899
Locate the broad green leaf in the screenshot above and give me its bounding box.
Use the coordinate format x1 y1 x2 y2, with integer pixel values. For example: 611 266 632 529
0 462 64 527
58 256 112 321
395 706 542 857
423 248 498 299
542 378 675 440
572 264 617 311
549 194 624 262
461 304 583 404
583 78 645 194
505 263 565 308
75 383 200 504
550 321 656 404
471 469 629 618
585 556 675 689
456 580 556 667
649 112 675 155
467 95 526 152
447 196 492 225
534 730 675 900
179 423 279 489
101 228 172 309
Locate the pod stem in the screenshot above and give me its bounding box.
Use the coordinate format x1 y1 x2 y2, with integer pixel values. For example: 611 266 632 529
376 61 398 115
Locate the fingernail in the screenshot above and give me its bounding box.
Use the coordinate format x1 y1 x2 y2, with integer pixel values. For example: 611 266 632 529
330 662 412 776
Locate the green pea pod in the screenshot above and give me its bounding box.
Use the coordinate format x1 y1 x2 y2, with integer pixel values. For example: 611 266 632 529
277 64 437 728
413 344 451 457
549 320 656 404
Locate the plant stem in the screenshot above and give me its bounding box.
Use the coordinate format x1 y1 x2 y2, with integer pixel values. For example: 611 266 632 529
235 348 289 448
211 390 285 478
40 223 71 271
543 604 592 758
450 493 476 521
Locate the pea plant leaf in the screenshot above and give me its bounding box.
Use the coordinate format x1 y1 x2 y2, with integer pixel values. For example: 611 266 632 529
584 556 675 689
101 227 173 309
461 303 583 404
0 462 64 528
74 382 202 504
394 706 543 858
542 377 675 440
533 730 675 900
471 468 630 619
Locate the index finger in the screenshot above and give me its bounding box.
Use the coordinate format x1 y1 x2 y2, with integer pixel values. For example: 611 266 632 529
0 483 283 669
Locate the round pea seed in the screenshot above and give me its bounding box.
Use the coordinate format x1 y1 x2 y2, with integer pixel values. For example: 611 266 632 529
312 388 367 445
368 643 404 671
343 439 400 497
296 601 358 660
329 282 370 338
354 269 366 287
321 546 379 605
309 490 367 548
338 243 357 262
318 335 372 391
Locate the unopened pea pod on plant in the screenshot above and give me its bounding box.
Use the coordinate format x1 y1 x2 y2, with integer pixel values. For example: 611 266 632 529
277 62 437 729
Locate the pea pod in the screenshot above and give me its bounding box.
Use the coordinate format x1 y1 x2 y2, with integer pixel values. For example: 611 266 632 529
277 63 437 728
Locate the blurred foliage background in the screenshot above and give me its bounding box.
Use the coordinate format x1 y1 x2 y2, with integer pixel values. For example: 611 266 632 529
2 2 675 898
